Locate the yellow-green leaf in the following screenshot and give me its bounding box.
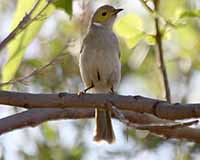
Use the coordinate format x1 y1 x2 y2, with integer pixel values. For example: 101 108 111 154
2 0 54 90
176 25 198 50
53 0 73 16
180 10 200 18
145 34 156 45
42 123 57 141
114 14 144 48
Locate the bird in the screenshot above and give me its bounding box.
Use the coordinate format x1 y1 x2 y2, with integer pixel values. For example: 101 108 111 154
79 5 122 144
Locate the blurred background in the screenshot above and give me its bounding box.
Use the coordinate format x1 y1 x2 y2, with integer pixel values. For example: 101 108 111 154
0 0 200 159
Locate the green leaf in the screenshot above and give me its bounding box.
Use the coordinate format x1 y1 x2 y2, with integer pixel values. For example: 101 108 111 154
180 10 200 18
145 34 156 45
25 58 43 67
160 0 185 20
42 123 57 141
53 0 73 16
1 0 54 90
176 25 198 51
114 14 144 48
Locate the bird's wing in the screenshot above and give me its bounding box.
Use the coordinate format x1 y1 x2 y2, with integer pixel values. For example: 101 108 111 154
80 38 85 54
80 31 92 54
117 39 121 58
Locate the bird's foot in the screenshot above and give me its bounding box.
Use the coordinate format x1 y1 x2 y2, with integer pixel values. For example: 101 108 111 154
58 92 67 98
78 84 94 96
109 87 116 95
109 91 117 95
77 90 86 96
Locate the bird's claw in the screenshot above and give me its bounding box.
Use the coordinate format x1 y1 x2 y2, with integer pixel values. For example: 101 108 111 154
58 92 67 98
77 90 86 96
109 91 115 95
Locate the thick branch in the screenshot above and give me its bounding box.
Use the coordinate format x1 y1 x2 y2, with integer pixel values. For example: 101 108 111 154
0 108 199 143
1 91 200 120
0 108 93 134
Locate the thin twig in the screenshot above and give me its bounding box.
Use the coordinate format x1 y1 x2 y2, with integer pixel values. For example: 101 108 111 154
153 0 171 102
112 105 198 130
132 120 198 130
139 0 154 13
139 0 176 28
0 44 69 87
0 0 53 52
139 0 172 102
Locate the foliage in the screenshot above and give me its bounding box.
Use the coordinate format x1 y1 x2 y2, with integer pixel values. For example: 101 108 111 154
53 0 73 16
1 0 200 159
1 0 54 90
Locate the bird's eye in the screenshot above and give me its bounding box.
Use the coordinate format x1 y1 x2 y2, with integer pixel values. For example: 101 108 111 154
102 12 107 16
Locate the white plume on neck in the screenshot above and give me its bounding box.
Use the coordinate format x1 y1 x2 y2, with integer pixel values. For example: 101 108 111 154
92 15 116 30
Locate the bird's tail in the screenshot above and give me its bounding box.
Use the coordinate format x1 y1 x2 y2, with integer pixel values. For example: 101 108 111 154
93 108 115 144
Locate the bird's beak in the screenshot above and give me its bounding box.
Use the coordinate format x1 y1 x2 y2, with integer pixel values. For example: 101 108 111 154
113 8 123 15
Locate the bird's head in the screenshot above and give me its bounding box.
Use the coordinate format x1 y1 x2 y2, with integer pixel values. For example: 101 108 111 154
91 5 123 28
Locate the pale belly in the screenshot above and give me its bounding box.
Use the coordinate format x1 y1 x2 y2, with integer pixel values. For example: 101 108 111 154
79 49 121 93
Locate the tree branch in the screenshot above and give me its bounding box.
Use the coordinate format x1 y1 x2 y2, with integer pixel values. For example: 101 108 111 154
0 0 53 52
139 0 176 28
0 108 199 143
126 112 200 143
0 44 68 87
139 0 154 14
1 91 200 120
153 0 171 102
0 108 94 134
112 105 198 130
